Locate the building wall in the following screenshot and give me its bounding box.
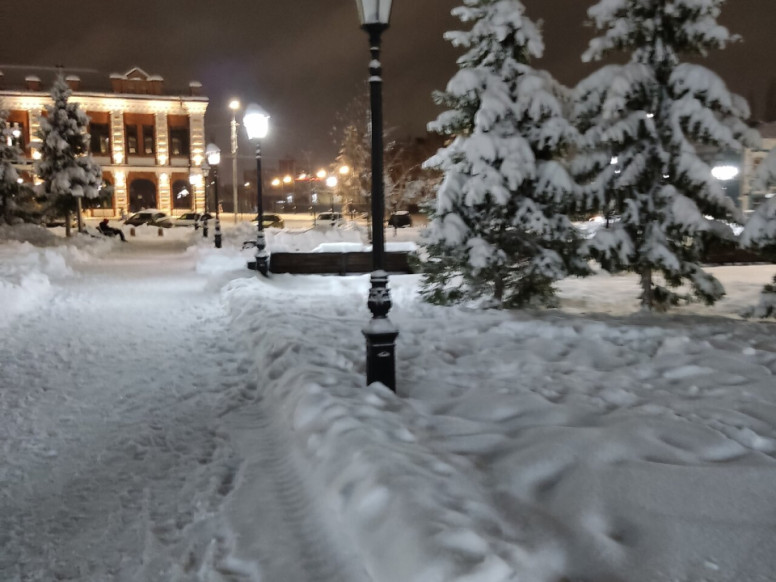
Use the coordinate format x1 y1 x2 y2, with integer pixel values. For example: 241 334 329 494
0 72 208 217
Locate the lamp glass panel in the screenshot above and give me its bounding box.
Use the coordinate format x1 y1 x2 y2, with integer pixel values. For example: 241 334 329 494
243 104 270 140
356 0 392 25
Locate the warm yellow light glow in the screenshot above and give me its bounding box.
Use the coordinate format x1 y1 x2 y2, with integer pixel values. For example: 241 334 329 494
298 173 307 180
316 169 327 179
339 165 350 175
326 176 338 188
32 150 42 160
115 171 126 186
229 99 241 111
271 178 281 187
283 175 293 184
160 173 169 182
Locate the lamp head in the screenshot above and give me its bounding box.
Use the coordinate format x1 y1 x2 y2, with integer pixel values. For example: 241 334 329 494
206 143 221 166
355 0 392 26
229 99 240 111
243 103 270 141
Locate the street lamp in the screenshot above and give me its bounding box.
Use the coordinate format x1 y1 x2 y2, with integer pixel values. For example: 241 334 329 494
243 102 271 276
229 99 240 223
206 142 222 248
356 0 398 392
199 164 210 237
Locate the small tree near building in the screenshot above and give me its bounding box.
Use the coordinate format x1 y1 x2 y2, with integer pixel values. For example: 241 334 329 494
0 111 21 224
574 0 760 311
421 0 587 308
35 75 102 236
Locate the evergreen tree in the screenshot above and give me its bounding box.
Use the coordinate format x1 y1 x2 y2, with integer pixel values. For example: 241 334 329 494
0 111 21 224
574 0 760 310
421 0 586 308
35 75 102 236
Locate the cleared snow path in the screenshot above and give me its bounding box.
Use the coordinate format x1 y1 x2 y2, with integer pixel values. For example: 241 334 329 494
0 240 369 582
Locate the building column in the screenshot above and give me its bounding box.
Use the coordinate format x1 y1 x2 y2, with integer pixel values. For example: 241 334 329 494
189 112 206 212
155 112 169 167
158 173 172 213
110 111 125 165
114 170 127 216
27 109 41 162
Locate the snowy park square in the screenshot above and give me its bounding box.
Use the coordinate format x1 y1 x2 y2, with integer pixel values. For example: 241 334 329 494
1 223 775 581
2 0 776 580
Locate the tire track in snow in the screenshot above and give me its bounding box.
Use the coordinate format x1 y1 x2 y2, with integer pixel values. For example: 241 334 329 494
219 398 372 582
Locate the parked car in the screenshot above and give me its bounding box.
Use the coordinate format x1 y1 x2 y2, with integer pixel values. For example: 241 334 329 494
316 212 345 227
387 211 412 228
251 213 285 229
158 212 213 228
124 210 169 227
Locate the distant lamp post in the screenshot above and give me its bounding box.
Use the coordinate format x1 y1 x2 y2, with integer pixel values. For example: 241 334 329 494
243 102 271 276
206 143 222 248
199 164 210 237
229 99 240 222
356 0 398 392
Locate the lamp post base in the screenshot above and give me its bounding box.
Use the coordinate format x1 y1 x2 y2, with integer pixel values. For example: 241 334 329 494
363 322 398 392
214 218 222 248
363 270 398 392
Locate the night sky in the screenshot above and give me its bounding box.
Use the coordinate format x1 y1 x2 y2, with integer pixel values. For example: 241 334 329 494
2 0 774 175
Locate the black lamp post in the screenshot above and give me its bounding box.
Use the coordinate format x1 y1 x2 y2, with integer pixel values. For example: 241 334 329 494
243 103 271 276
356 0 398 392
200 162 209 238
206 143 222 248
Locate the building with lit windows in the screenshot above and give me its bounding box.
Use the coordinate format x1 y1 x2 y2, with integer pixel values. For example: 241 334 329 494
0 67 209 217
741 122 776 213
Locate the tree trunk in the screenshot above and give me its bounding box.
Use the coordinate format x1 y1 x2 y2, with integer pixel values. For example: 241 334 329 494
64 209 72 238
76 197 83 233
640 267 654 310
494 273 505 304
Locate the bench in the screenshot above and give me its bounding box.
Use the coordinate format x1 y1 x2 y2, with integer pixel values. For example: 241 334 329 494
246 251 414 275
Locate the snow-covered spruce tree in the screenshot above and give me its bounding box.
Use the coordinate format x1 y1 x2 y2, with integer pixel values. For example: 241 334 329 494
0 111 21 224
421 0 587 308
574 0 760 310
35 75 102 236
739 149 776 317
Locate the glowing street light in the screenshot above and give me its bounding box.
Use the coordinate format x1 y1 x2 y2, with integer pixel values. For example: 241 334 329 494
711 165 740 181
206 142 222 248
243 102 271 276
355 0 398 392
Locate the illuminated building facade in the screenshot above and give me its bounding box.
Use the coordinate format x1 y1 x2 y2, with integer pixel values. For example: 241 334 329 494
0 67 209 217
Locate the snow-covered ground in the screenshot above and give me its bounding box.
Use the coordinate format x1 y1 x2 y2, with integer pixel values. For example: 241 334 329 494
1 222 775 582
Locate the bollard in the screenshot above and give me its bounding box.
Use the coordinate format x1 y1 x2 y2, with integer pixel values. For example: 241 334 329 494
158 227 163 237
130 227 136 237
